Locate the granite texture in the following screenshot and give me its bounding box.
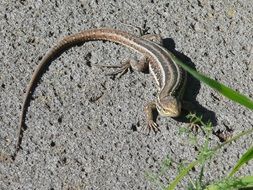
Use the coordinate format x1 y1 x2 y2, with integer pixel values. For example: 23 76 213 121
0 0 252 189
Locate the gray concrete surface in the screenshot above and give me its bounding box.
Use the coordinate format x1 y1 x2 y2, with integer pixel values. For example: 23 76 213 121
0 0 253 189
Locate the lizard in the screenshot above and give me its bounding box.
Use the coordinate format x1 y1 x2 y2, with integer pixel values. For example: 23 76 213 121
14 28 187 160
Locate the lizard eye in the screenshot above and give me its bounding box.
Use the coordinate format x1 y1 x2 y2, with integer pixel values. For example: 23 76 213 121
157 96 181 117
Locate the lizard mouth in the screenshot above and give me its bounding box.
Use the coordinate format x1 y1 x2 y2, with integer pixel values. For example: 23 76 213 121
159 108 181 117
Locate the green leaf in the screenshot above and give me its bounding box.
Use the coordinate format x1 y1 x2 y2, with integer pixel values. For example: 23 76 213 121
228 146 253 177
170 53 253 110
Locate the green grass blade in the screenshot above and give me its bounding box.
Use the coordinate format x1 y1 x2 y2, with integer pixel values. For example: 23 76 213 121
165 128 253 190
165 160 199 190
228 146 253 177
170 53 253 110
205 176 253 190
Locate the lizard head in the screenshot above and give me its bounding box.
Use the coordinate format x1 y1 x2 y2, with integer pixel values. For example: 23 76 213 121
156 96 181 117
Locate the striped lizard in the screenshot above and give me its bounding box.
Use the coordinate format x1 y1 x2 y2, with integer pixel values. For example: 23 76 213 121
14 28 187 160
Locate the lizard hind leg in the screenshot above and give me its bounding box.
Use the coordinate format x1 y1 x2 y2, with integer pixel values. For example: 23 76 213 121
117 21 163 45
105 60 131 78
141 34 163 45
95 60 131 78
96 57 149 78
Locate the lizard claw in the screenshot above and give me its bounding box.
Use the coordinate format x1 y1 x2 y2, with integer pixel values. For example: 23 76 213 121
189 123 200 133
145 120 160 133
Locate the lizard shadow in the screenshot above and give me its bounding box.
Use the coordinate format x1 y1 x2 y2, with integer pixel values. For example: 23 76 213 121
161 38 217 127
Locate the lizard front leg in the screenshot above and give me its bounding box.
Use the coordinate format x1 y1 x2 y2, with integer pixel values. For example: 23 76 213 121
144 101 159 132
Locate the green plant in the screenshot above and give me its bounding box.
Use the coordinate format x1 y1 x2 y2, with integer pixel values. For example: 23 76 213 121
165 114 253 190
167 54 253 189
145 114 253 189
146 53 253 190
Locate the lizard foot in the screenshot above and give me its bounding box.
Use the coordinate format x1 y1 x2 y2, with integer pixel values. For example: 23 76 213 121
96 61 131 78
144 120 160 133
